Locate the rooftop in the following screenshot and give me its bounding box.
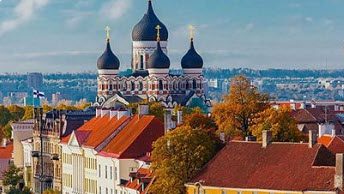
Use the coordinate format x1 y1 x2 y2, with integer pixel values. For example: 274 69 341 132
189 141 336 192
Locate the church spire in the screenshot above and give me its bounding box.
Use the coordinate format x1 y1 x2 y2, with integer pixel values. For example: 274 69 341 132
189 25 195 41
105 26 111 43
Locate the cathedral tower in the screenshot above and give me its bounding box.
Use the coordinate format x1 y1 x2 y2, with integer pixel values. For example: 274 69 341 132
131 0 168 72
96 26 120 105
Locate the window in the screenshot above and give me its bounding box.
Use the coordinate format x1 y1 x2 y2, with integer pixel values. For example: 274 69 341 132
110 166 112 179
140 55 144 69
99 186 101 194
99 165 101 177
105 165 108 179
159 80 163 90
106 188 108 194
114 167 117 180
193 80 197 89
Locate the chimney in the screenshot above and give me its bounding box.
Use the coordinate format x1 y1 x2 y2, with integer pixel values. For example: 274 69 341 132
335 153 344 189
177 110 183 125
164 109 173 133
262 130 272 148
96 107 101 117
138 104 149 116
308 130 317 148
219 132 226 143
311 101 316 108
300 101 306 109
1 138 7 147
110 109 118 119
101 109 110 117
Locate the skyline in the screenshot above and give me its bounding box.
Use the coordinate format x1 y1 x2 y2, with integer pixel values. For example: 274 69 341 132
1 0 344 73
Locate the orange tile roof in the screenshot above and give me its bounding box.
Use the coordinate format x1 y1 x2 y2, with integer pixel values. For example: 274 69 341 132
61 115 130 149
318 135 344 154
99 115 164 159
0 142 13 159
318 135 334 147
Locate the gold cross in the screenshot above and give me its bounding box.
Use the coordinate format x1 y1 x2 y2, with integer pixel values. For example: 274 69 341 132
105 26 111 41
189 25 195 40
155 25 161 41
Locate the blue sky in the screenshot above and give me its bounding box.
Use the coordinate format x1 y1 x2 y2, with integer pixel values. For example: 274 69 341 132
0 0 344 73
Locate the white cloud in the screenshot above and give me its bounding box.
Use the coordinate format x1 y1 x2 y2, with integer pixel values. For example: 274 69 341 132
0 0 49 36
100 0 132 20
305 17 313 23
244 23 255 32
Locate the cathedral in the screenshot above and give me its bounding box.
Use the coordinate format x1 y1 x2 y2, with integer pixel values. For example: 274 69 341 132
95 0 210 108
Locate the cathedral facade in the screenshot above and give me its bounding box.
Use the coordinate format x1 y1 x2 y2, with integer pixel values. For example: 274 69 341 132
95 0 210 108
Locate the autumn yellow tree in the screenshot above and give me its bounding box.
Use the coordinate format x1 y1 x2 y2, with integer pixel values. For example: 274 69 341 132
22 106 34 120
212 75 269 137
7 105 25 121
251 106 304 142
150 126 217 194
184 112 217 133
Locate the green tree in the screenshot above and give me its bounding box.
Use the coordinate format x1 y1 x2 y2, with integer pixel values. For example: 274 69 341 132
3 164 23 189
251 106 304 142
7 187 32 194
7 105 25 121
0 105 12 126
150 126 217 194
212 75 269 137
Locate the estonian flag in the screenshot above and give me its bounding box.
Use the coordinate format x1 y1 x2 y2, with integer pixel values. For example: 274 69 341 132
33 90 45 98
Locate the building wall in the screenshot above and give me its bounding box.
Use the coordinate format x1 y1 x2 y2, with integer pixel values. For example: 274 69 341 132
11 121 34 168
186 187 336 194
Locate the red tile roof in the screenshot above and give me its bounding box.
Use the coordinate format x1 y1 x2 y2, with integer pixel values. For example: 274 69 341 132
189 141 337 192
0 142 13 159
318 135 344 154
124 167 154 194
99 115 164 159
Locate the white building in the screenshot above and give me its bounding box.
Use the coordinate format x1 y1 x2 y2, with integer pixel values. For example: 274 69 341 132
21 138 33 189
60 107 164 194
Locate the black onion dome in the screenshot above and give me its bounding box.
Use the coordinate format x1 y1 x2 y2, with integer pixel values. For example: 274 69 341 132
147 41 170 69
132 0 168 41
181 39 203 69
97 40 120 70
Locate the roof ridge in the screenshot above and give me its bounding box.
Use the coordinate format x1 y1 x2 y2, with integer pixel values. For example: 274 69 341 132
117 116 155 157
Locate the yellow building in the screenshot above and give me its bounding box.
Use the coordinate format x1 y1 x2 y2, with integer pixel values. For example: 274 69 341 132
186 131 343 194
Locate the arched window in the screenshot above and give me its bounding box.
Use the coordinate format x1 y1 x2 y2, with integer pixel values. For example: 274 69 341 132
140 55 144 69
131 81 135 91
139 82 143 91
159 80 164 90
186 80 190 90
193 80 197 89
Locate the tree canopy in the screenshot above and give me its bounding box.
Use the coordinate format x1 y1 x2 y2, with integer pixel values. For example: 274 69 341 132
212 75 270 137
150 126 217 194
251 106 304 142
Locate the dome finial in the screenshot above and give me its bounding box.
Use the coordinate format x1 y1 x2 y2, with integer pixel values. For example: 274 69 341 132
105 26 111 42
155 25 161 41
188 25 195 40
